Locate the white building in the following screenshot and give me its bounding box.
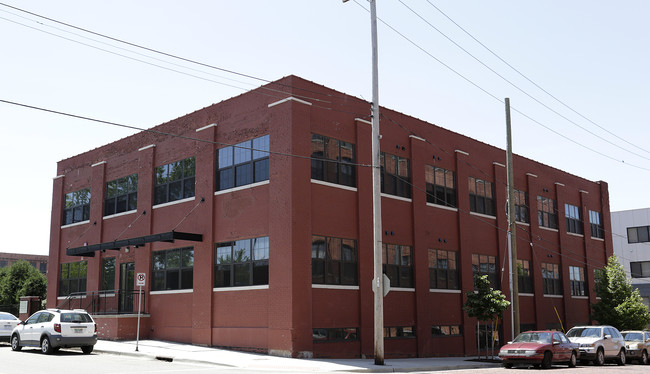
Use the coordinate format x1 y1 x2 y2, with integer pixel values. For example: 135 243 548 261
611 208 650 307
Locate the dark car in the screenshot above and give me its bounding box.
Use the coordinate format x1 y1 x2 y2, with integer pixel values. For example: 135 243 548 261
499 330 579 369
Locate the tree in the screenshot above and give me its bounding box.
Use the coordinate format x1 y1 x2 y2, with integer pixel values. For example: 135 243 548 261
0 260 47 308
592 255 650 330
463 274 510 359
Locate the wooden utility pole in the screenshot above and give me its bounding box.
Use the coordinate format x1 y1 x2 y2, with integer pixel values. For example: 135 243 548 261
505 98 520 338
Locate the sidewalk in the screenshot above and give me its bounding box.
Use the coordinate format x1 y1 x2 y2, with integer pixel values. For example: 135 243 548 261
94 339 501 372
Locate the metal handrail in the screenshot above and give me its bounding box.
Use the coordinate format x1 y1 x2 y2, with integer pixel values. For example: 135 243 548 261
56 289 146 315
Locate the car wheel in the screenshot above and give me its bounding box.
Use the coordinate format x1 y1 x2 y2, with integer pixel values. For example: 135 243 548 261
541 351 553 369
568 351 577 368
41 336 53 355
10 335 21 351
642 350 648 365
616 349 626 366
595 348 605 366
81 346 94 355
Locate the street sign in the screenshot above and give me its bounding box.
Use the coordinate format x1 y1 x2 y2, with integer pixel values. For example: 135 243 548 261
371 274 391 297
136 273 146 287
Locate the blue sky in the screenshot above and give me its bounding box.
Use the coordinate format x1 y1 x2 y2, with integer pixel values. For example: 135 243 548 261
1 1 649 255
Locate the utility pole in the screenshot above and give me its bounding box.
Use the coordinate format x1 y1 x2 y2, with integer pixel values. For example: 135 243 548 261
505 98 520 339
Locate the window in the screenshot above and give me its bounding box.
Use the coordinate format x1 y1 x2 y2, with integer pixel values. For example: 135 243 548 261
472 254 498 289
589 210 604 239
215 237 269 287
380 152 411 198
569 266 586 296
101 258 115 291
105 174 138 216
630 261 650 278
313 328 359 342
217 135 269 191
565 204 583 234
152 247 194 291
542 263 562 295
0 260 7 268
428 249 459 289
432 325 462 337
59 261 87 296
468 177 495 216
517 259 533 294
628 226 650 244
514 189 529 223
310 134 356 187
384 326 415 338
383 244 413 288
39 262 47 274
425 166 456 207
63 188 91 225
154 157 195 205
312 236 357 285
537 196 558 229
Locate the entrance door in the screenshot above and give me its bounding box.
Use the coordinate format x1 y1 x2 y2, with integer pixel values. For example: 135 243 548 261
118 262 135 313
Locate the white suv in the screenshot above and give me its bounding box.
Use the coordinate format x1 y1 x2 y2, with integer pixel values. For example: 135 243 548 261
566 325 626 365
10 309 97 354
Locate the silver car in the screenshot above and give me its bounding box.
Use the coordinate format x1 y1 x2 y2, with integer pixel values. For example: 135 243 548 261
621 330 650 364
0 312 21 342
566 325 626 366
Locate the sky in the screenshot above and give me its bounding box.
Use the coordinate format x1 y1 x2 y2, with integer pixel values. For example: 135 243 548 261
1 1 649 255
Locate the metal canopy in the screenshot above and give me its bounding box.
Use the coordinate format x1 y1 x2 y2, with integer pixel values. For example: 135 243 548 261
66 231 203 257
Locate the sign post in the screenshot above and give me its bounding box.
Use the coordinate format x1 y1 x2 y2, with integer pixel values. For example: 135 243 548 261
135 272 146 352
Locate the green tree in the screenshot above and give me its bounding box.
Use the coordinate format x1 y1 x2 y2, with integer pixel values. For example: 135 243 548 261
0 260 47 307
463 274 510 359
592 255 650 330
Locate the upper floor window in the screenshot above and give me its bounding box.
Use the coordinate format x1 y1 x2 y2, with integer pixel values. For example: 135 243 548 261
565 203 583 235
472 254 498 289
628 226 650 244
537 196 558 229
425 166 456 207
217 135 269 191
383 244 413 288
105 174 138 216
514 189 529 223
59 261 87 296
310 134 356 187
154 157 195 205
468 177 495 216
152 247 194 291
312 235 357 286
215 237 269 287
380 153 411 198
517 259 533 294
63 188 90 225
589 210 604 239
630 261 650 278
569 266 586 296
542 262 562 295
428 249 459 289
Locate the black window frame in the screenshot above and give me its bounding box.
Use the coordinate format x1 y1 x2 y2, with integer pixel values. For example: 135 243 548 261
517 259 534 294
542 262 562 295
214 237 269 288
514 189 529 223
589 210 604 239
152 247 194 291
472 254 499 289
468 177 495 216
565 203 583 235
428 249 459 290
154 157 196 205
58 261 87 296
569 266 586 296
628 226 650 244
384 326 416 339
101 258 116 291
431 325 463 337
104 174 138 216
63 188 91 225
310 134 356 187
425 165 456 207
380 152 411 199
216 135 270 191
312 327 359 342
630 261 650 278
537 196 558 229
383 244 413 288
311 235 358 286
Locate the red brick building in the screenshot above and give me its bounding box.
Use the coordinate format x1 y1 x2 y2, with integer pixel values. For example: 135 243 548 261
0 252 48 274
48 75 612 358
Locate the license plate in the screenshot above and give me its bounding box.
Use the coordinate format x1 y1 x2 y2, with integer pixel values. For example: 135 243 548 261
73 328 83 334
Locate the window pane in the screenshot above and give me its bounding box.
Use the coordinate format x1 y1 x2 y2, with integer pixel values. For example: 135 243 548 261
253 237 269 260
219 147 233 168
234 140 252 164
252 135 270 159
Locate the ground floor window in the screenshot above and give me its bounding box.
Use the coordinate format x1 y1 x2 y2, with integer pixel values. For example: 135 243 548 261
432 325 462 337
313 327 359 342
59 261 87 296
384 326 415 339
215 237 269 287
152 247 194 291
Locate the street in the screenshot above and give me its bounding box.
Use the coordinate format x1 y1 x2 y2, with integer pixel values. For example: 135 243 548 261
428 365 650 374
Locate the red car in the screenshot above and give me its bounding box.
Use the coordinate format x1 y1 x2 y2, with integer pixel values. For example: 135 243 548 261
498 330 579 369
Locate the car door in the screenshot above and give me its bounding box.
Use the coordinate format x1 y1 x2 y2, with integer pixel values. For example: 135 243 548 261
20 312 42 344
32 312 54 341
604 327 617 356
557 332 572 360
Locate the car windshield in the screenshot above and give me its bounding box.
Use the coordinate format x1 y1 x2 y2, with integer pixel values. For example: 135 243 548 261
566 327 601 338
60 313 92 323
0 313 17 321
623 332 644 341
513 332 552 344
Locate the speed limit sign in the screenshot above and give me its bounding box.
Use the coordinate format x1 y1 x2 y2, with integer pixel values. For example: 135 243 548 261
136 273 146 287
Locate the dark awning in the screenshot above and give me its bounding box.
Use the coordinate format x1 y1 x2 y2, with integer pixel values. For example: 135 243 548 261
66 231 203 257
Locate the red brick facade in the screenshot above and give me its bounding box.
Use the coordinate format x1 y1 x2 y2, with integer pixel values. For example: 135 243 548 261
48 75 612 358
